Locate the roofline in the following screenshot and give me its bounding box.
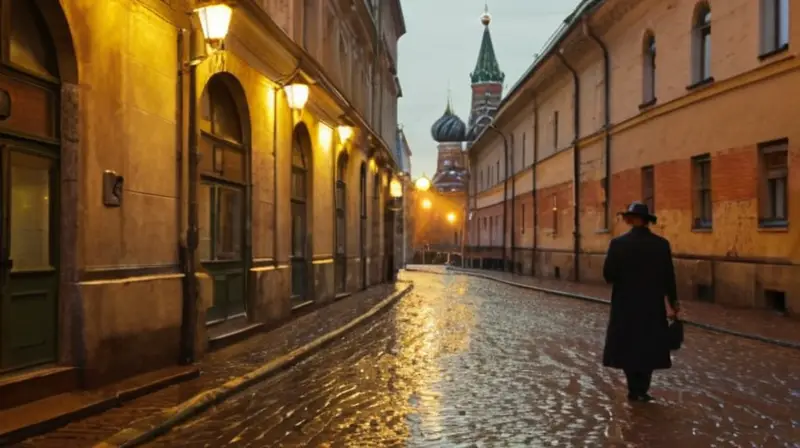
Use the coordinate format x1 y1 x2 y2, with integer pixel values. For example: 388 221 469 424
391 0 407 37
468 0 605 153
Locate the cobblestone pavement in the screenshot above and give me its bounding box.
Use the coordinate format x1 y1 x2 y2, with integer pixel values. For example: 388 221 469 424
20 283 405 448
436 265 800 346
144 272 800 447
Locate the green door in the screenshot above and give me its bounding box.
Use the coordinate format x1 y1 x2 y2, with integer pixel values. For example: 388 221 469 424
200 182 246 324
0 147 58 371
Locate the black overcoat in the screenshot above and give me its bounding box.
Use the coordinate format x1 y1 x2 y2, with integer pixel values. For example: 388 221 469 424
602 226 678 371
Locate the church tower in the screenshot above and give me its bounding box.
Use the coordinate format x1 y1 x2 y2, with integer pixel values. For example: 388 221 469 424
429 94 468 192
467 5 505 143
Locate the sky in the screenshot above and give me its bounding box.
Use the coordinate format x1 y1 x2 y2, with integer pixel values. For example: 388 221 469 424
397 0 584 177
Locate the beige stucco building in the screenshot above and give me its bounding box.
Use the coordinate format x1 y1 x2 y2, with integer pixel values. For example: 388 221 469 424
467 0 799 315
0 0 405 407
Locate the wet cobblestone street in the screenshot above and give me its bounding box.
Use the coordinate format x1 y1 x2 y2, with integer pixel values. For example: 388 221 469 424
144 272 800 447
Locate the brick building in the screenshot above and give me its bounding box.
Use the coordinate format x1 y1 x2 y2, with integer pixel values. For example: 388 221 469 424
467 0 798 315
0 0 405 409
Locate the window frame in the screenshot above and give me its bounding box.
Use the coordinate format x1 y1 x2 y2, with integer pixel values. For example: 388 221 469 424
642 33 657 106
758 139 789 228
692 154 713 230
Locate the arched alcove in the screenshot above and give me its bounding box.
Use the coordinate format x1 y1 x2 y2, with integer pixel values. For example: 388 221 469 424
290 123 313 301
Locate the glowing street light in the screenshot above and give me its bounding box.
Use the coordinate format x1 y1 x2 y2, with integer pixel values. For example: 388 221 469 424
195 3 233 49
389 178 403 198
421 198 432 209
284 83 310 110
446 212 457 224
414 176 431 192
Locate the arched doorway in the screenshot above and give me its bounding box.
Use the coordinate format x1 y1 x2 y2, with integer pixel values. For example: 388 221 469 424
0 0 67 371
359 163 367 290
291 124 312 302
372 171 380 284
199 74 251 325
334 153 348 294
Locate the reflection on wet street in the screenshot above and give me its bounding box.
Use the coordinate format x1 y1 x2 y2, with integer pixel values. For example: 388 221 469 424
147 272 800 447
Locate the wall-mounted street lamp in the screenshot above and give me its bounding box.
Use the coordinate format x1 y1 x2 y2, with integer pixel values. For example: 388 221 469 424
284 83 310 110
446 212 457 224
389 178 403 198
195 3 233 49
337 125 354 144
421 198 432 209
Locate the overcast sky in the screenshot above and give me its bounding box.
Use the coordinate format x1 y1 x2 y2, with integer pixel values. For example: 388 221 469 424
397 0 583 177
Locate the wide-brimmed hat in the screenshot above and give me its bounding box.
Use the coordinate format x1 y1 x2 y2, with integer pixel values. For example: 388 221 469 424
618 201 657 223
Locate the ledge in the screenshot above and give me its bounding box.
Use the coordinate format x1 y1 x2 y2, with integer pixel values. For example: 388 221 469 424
638 97 657 110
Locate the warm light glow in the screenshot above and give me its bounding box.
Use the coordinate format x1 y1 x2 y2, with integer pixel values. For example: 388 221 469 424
284 83 309 110
421 198 432 209
390 178 403 198
195 4 233 44
447 212 457 224
414 176 431 192
317 123 333 152
337 125 354 144
369 159 377 172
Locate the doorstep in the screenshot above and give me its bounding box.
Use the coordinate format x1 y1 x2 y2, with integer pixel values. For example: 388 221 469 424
0 365 78 411
0 364 199 446
207 314 265 352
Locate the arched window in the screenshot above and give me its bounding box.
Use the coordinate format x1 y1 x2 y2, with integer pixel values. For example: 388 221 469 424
761 0 790 55
643 33 656 104
9 0 59 78
692 4 712 84
372 171 380 257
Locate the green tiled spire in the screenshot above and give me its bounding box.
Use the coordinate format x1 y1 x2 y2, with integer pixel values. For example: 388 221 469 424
470 5 505 84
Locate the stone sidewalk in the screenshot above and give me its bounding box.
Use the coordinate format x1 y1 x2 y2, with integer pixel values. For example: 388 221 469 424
20 281 411 448
413 265 800 348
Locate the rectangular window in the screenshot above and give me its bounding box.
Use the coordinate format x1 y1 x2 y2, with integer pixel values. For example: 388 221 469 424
510 133 516 174
641 166 655 213
553 111 559 149
522 133 527 168
489 216 494 245
521 203 526 234
693 155 712 229
759 139 789 228
761 0 790 55
552 194 558 235
480 170 484 190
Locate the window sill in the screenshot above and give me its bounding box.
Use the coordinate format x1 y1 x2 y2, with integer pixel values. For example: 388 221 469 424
691 226 713 233
638 98 657 110
759 43 789 61
758 220 789 231
686 77 715 91
595 228 610 234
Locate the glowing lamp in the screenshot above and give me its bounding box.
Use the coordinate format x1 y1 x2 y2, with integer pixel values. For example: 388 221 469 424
414 176 431 192
390 178 403 198
284 83 309 110
447 212 457 224
337 125 354 144
195 4 233 47
421 199 432 209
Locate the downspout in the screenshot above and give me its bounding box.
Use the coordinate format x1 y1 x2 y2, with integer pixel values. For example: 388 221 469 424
510 136 516 272
584 20 611 230
488 125 509 272
556 51 581 282
177 30 189 363
531 98 539 277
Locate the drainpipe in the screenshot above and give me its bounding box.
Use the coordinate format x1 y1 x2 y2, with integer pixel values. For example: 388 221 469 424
510 136 516 272
531 98 539 277
556 51 581 282
180 30 200 364
488 124 509 272
584 20 611 230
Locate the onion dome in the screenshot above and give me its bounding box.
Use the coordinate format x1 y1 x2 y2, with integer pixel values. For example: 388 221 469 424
430 101 466 143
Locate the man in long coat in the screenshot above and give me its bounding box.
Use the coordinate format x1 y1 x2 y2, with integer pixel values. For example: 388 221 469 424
602 201 679 402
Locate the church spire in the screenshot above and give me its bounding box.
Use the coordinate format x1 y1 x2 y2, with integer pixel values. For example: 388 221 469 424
445 81 453 114
470 4 505 85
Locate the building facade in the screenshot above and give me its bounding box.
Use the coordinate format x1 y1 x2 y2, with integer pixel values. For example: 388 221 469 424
467 0 798 314
0 0 405 407
411 8 504 262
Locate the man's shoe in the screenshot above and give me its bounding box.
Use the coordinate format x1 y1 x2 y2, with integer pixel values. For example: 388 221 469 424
627 393 654 402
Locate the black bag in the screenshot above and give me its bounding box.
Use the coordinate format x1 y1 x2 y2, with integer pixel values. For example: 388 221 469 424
668 319 684 351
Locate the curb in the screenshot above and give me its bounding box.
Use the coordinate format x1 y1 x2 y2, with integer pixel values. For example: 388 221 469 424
95 282 415 448
408 267 800 351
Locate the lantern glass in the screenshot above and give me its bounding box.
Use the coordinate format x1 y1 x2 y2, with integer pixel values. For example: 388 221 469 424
390 179 403 198
195 4 233 43
284 83 310 110
337 125 354 144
